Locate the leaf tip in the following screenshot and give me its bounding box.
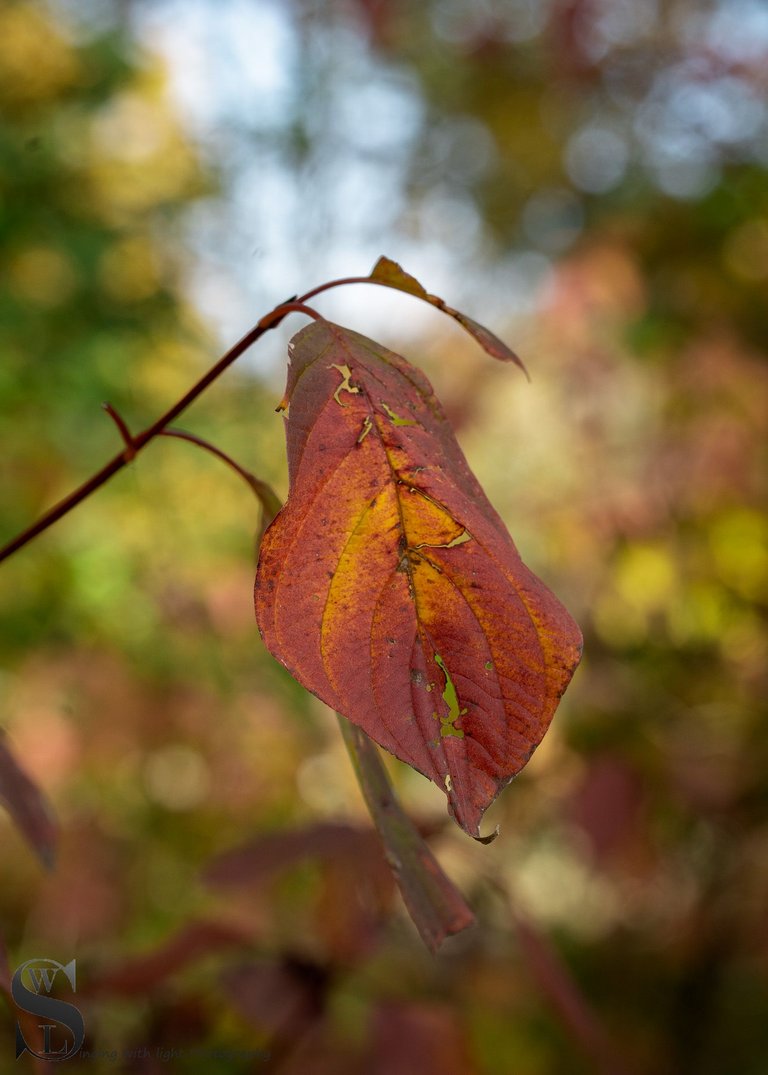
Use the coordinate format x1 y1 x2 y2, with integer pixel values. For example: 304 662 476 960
369 256 430 300
472 825 500 846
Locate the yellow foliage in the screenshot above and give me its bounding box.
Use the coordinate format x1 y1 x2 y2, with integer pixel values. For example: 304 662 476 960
8 245 78 307
134 334 209 402
667 582 729 646
723 218 768 282
85 71 205 222
99 236 159 302
709 509 768 600
0 2 80 107
614 544 678 614
594 544 682 645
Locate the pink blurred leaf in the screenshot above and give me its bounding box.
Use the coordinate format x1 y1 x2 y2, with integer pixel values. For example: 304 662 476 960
366 1000 478 1075
0 728 57 868
220 957 326 1033
568 754 646 864
0 930 11 999
85 919 253 996
203 821 388 889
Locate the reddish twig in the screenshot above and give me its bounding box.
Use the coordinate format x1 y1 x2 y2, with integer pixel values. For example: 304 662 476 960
510 905 632 1075
298 276 372 303
470 865 632 1075
0 299 318 565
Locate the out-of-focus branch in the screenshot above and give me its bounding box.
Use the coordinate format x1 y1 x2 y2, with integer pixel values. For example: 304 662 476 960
338 715 475 952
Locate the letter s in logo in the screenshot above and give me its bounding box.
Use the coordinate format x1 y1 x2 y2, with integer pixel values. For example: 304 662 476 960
12 958 85 1061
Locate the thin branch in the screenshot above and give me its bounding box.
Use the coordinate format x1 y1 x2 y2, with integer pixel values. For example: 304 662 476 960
262 301 323 324
338 715 475 952
0 453 132 564
0 298 307 565
464 859 632 1075
509 903 633 1075
298 276 373 303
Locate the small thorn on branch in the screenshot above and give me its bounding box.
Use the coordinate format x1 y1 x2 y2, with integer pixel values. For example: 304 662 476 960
102 402 138 461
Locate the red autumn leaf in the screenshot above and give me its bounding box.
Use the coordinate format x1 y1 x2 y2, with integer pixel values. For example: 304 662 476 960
255 319 582 838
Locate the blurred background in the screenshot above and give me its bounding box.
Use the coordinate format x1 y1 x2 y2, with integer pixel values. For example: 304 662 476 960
1 0 767 1071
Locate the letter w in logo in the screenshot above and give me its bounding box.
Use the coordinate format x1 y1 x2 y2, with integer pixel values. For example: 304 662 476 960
12 958 85 1062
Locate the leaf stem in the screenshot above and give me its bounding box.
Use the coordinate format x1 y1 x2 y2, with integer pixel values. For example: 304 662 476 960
158 428 282 543
337 715 475 952
159 429 279 512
